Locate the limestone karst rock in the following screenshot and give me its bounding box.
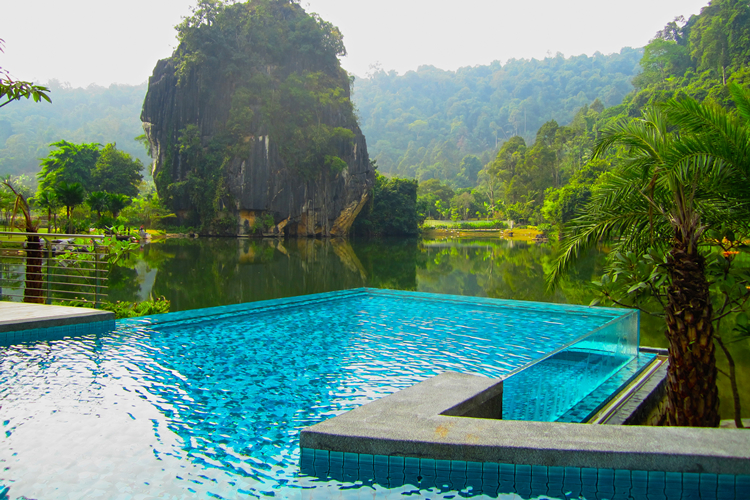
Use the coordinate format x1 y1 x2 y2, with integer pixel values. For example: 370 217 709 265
141 0 373 236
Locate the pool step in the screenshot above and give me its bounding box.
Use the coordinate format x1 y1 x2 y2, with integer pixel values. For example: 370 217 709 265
586 354 668 425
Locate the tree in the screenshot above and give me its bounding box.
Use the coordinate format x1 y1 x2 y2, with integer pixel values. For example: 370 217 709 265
688 0 750 84
455 155 482 188
354 174 419 236
488 136 527 203
0 38 51 109
38 141 100 192
54 181 86 233
550 91 750 427
90 143 144 197
2 178 43 303
32 189 59 232
86 191 109 221
632 39 692 88
107 193 131 218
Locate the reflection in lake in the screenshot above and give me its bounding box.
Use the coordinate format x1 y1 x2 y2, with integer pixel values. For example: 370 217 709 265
109 236 748 419
110 237 590 311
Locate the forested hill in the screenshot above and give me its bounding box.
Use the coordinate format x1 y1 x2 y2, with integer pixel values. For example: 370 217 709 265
352 49 642 181
0 80 149 179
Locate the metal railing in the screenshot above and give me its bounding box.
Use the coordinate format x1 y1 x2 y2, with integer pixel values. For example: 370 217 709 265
0 231 111 308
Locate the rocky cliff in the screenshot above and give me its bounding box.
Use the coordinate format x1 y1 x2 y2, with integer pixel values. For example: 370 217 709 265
141 0 373 236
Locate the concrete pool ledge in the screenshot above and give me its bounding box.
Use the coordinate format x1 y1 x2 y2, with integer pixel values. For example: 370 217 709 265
0 301 114 337
300 372 750 476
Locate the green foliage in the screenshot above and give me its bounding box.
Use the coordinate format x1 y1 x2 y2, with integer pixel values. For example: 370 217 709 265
355 49 642 182
417 178 455 219
120 188 176 228
38 141 100 192
253 71 356 178
102 297 171 318
58 297 171 319
86 191 109 220
628 1 750 109
249 213 275 233
354 173 420 236
0 38 51 110
0 82 148 179
106 193 132 218
0 79 51 109
166 124 227 228
632 39 692 88
31 188 59 231
91 143 143 197
53 181 86 232
549 88 750 425
153 0 360 229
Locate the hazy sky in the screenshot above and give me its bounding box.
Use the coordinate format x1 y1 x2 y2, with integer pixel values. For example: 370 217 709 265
1 0 709 88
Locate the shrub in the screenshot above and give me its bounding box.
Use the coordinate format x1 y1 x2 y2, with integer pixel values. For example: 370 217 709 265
55 297 171 319
102 297 171 318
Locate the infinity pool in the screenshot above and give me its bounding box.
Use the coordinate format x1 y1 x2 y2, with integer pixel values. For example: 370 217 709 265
0 289 643 498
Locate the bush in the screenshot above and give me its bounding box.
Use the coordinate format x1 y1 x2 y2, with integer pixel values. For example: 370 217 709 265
55 297 171 319
101 297 171 318
457 221 508 230
354 174 420 236
206 215 239 236
425 220 508 230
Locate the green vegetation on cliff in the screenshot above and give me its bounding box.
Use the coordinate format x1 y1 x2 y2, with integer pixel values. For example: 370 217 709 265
145 0 368 233
354 170 420 237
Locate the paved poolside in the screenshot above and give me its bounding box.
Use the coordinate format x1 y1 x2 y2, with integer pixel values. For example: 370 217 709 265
0 301 114 334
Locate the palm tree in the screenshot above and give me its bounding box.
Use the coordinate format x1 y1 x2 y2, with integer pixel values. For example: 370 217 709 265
106 193 131 218
32 189 59 233
550 92 750 427
86 191 109 221
53 181 86 234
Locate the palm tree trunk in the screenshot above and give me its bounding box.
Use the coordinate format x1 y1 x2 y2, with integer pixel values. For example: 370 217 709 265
664 229 720 427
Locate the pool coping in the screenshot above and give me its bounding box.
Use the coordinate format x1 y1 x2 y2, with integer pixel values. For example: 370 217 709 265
0 301 114 334
300 372 750 476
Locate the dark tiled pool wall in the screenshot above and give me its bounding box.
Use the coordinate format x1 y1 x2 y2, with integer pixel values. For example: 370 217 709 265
300 449 750 499
0 319 115 346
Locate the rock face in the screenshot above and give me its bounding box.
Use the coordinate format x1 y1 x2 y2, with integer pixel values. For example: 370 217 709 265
140 0 373 237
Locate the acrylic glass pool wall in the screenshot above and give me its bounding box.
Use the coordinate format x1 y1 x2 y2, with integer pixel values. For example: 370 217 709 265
502 309 639 422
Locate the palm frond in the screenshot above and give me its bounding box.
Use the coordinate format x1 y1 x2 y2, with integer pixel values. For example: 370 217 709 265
729 83 750 123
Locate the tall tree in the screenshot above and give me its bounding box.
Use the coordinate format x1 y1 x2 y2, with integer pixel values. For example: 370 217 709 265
54 181 86 233
550 90 750 427
38 141 100 192
689 0 750 83
86 191 109 221
107 193 131 218
90 143 144 197
32 189 59 233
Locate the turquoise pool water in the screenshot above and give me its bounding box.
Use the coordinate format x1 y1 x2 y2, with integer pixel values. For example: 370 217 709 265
0 289 668 499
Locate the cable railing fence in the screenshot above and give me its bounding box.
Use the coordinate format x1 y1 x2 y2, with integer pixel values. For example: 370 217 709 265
0 231 113 308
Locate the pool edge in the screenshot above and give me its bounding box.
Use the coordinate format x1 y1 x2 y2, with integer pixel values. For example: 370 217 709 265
300 370 750 476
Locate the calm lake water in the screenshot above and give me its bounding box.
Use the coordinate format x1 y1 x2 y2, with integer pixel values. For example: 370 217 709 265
109 236 749 419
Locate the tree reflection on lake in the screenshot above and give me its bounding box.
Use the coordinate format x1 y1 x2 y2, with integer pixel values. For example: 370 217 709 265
108 236 748 419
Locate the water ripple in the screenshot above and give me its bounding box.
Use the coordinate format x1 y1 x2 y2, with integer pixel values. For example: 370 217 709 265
0 293 614 498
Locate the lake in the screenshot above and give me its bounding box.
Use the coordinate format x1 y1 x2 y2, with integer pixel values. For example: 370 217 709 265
108 236 748 420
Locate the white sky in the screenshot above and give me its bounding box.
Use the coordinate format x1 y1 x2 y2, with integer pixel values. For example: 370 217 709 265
1 0 709 88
